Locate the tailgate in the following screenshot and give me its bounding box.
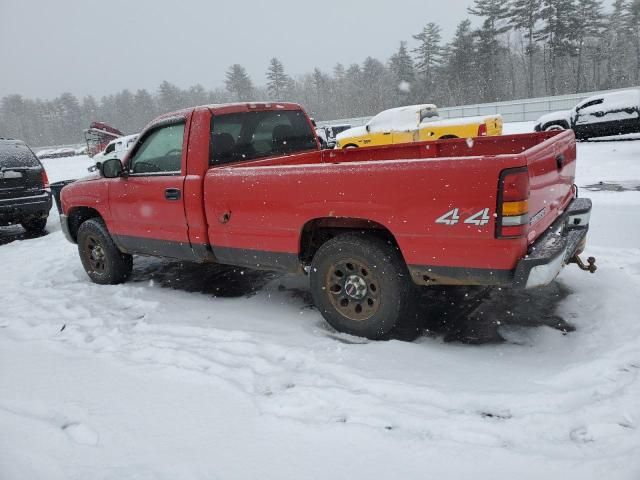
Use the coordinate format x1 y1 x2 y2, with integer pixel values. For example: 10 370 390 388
524 130 576 243
484 116 503 136
0 166 45 200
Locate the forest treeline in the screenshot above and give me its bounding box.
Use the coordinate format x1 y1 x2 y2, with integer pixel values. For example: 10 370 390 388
1 0 639 146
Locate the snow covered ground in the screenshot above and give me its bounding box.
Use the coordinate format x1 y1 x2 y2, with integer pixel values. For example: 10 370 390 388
1 124 640 479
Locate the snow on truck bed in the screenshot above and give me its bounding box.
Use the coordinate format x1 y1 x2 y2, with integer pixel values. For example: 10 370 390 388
1 123 640 479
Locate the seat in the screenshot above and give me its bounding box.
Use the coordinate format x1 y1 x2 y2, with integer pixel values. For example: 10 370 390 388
210 133 236 164
271 125 295 154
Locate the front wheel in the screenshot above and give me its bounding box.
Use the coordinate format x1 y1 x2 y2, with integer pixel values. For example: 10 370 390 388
77 218 133 285
310 233 412 339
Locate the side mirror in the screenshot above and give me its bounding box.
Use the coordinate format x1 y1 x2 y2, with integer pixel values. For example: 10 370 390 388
365 124 370 133
100 158 124 178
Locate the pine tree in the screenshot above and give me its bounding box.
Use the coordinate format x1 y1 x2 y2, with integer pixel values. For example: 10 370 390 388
187 84 209 107
157 81 184 113
412 23 443 99
113 89 135 132
57 92 82 142
132 89 156 130
333 63 346 81
225 64 254 101
626 0 640 83
361 57 392 114
445 20 477 105
389 41 416 103
602 0 630 88
573 0 604 92
266 58 293 100
468 0 511 102
509 0 543 97
535 0 579 94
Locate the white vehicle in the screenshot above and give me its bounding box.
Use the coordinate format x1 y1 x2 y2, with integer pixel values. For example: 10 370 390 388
534 89 640 140
92 134 139 163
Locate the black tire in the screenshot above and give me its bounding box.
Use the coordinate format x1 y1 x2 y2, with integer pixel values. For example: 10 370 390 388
21 217 47 233
439 135 459 140
77 218 133 285
343 144 359 149
310 233 412 339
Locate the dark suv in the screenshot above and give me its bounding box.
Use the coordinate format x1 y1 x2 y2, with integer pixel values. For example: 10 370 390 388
0 138 52 233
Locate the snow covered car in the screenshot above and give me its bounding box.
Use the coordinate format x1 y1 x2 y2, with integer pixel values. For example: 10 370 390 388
315 124 352 149
0 139 52 232
35 148 57 159
335 104 502 148
53 147 77 158
534 89 640 140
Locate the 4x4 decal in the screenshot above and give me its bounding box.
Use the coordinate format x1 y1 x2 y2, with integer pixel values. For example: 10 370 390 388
436 208 491 226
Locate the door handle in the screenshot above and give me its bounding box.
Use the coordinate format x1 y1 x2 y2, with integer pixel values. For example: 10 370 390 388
164 188 181 201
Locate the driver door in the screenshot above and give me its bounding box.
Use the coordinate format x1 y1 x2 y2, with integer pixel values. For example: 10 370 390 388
108 121 193 259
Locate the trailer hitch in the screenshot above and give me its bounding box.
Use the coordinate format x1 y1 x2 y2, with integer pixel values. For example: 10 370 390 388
569 255 597 274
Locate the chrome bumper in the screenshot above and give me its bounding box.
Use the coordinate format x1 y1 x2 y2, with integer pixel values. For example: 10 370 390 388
514 198 592 289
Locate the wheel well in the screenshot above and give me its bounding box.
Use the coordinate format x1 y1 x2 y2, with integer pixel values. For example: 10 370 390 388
299 218 402 265
343 144 359 149
439 135 459 140
67 207 103 242
543 121 570 130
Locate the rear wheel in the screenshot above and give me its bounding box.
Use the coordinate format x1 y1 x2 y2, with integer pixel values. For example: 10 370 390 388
310 233 412 339
343 144 359 149
439 135 459 140
77 218 132 285
544 123 566 132
21 217 47 233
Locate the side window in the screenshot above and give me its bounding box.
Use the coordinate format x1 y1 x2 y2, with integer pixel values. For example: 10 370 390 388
420 107 439 122
576 99 603 112
104 143 115 154
130 123 184 174
209 110 316 166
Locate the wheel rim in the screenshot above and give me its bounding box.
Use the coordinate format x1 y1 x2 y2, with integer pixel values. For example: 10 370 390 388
84 235 106 273
325 258 380 321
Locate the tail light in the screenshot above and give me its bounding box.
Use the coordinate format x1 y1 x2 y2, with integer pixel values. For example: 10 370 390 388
478 123 487 136
41 169 51 192
497 167 529 238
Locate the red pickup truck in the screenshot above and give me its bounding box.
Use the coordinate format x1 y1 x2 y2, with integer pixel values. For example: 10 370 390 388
60 102 594 339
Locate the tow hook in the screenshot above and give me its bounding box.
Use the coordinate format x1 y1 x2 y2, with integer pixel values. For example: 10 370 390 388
570 255 597 274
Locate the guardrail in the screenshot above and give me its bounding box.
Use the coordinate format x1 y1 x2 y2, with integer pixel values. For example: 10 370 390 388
317 86 640 127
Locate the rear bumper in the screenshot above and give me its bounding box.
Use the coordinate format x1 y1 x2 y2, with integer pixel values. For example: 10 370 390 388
0 192 52 223
513 197 591 289
408 197 592 288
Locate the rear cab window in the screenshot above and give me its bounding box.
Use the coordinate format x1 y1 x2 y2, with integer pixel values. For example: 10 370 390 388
0 141 41 169
209 109 317 166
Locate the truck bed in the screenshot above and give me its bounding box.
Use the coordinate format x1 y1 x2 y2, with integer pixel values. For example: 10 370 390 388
203 130 576 279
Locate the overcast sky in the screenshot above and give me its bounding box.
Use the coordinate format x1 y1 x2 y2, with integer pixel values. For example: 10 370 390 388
0 0 478 100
